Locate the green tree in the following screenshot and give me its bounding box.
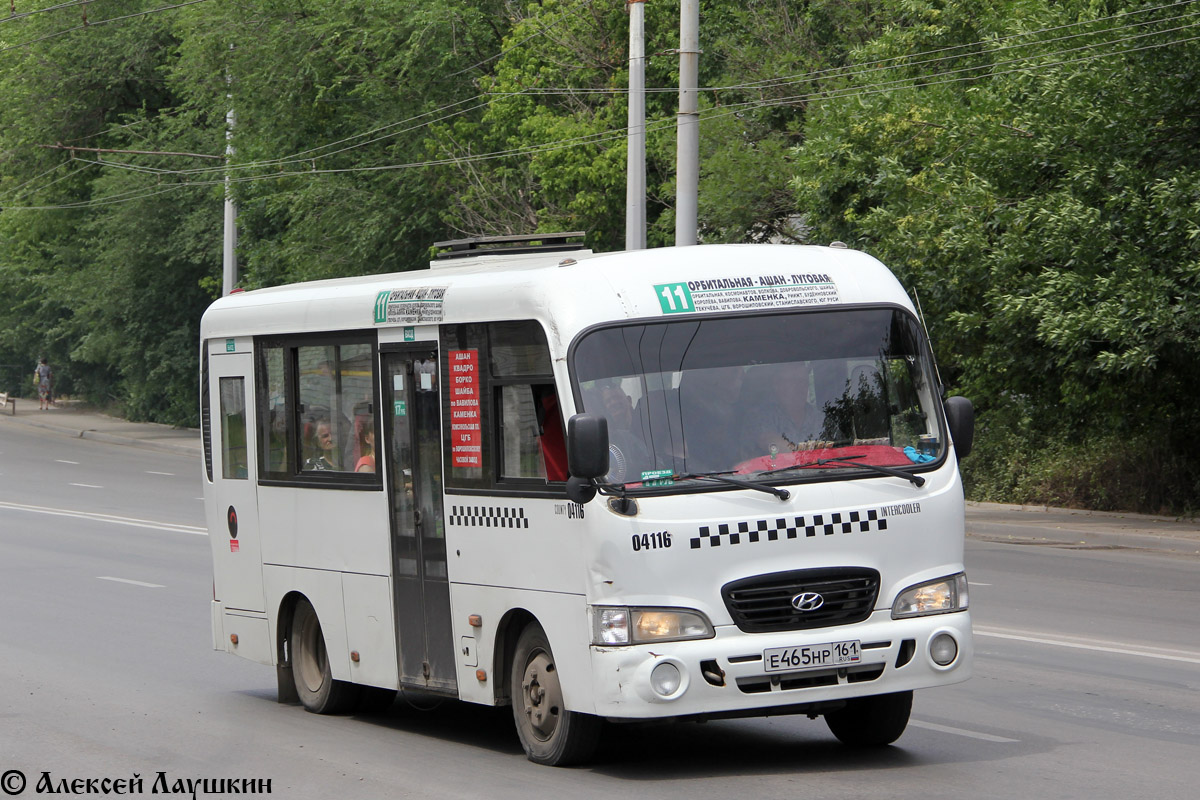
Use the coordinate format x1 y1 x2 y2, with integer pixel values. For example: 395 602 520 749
793 0 1200 510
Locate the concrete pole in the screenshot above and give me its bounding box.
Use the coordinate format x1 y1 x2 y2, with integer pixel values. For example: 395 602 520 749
625 0 647 251
222 48 238 296
675 0 699 246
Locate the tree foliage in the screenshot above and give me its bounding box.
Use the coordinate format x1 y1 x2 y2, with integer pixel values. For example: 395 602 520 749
1 0 1198 510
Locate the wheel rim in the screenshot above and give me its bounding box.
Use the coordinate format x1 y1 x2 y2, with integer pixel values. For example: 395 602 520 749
519 649 563 742
295 612 326 694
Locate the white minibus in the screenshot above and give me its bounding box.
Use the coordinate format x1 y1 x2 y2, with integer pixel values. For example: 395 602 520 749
201 236 974 765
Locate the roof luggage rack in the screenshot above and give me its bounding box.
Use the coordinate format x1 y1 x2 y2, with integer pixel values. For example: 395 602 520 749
433 231 587 260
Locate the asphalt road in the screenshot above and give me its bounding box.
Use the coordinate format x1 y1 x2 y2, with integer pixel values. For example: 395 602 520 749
1 419 1197 799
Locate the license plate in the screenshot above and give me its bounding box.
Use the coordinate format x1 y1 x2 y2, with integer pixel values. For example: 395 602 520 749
763 640 861 673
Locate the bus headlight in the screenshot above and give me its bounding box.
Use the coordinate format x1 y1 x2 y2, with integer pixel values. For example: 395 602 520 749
592 607 714 645
892 573 969 619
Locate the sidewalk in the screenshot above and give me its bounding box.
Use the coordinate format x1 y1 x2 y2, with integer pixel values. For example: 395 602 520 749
966 501 1200 555
0 399 201 457
3 399 1197 552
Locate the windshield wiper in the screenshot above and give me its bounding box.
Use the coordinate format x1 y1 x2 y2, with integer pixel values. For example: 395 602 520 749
760 455 925 488
674 471 791 501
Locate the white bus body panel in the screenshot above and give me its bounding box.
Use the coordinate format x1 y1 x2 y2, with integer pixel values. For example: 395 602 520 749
257 486 390 576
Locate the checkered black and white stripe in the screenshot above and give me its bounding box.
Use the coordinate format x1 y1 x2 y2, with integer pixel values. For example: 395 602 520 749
689 509 887 549
448 505 530 529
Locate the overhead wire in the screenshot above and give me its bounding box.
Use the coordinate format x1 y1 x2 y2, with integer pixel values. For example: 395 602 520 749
715 0 1200 95
55 3 1192 182
150 4 585 175
5 4 1198 210
494 4 1200 97
0 0 210 56
0 0 100 26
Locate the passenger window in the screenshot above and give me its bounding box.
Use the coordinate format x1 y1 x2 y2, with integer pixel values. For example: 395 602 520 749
256 335 379 486
298 343 374 473
489 320 553 376
219 377 248 480
260 346 291 474
443 320 566 490
498 384 566 480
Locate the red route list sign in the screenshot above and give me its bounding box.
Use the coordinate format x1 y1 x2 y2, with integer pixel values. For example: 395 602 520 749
448 349 482 468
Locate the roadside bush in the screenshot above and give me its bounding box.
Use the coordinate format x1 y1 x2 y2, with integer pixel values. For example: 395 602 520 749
963 403 1200 517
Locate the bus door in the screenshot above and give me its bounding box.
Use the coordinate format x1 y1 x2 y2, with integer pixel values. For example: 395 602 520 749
207 347 265 613
381 346 456 693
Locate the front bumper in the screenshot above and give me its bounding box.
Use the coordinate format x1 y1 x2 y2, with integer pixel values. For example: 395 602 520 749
588 609 972 720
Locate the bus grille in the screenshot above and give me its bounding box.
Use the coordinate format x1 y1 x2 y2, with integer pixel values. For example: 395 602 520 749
722 567 880 633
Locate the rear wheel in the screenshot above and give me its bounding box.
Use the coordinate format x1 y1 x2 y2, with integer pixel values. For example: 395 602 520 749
510 624 602 766
824 690 912 746
291 599 361 714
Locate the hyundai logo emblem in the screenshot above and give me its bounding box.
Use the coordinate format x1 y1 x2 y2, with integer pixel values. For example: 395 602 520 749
791 592 825 612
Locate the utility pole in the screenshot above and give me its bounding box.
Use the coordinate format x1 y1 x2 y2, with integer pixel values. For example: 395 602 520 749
625 0 647 251
223 46 238 296
675 0 699 246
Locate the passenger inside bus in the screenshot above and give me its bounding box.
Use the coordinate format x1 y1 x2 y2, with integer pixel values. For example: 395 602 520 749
737 364 826 459
355 422 376 473
303 417 340 470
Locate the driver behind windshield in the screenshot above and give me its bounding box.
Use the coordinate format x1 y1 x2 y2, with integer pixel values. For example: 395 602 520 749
583 380 651 483
737 363 827 459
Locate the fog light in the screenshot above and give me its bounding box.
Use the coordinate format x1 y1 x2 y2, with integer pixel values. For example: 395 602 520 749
930 633 958 666
650 662 682 697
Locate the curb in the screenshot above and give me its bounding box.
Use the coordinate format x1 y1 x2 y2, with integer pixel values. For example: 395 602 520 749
967 500 1197 526
966 501 1200 555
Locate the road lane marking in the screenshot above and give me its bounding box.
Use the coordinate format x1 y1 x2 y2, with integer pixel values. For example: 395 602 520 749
145 471 174 476
56 459 79 465
0 501 207 535
69 483 103 489
909 720 1018 743
98 576 165 589
975 626 1200 665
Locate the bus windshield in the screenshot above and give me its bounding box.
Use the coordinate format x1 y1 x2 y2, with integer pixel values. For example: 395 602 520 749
572 308 946 486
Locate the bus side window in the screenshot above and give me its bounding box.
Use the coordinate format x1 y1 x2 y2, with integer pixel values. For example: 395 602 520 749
497 384 567 482
219 377 248 480
534 386 568 482
259 346 291 474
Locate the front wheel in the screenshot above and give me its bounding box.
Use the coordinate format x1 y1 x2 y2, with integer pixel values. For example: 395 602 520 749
824 690 912 746
510 624 602 766
291 599 361 714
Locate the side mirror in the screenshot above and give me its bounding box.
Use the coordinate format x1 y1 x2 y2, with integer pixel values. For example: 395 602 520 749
566 476 597 505
567 413 609 479
566 414 609 505
943 396 974 459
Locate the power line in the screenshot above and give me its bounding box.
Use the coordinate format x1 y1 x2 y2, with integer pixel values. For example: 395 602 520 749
0 0 98 26
6 12 1199 210
0 0 210 56
14 0 1183 184
497 7 1200 98
37 143 223 159
699 31 1200 128
446 9 576 78
720 0 1200 95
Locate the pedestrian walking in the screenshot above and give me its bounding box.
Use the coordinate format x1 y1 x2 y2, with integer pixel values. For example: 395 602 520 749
34 358 52 410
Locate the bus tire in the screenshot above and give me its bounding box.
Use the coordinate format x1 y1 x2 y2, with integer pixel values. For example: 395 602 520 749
291 599 360 714
510 623 601 766
824 690 912 746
